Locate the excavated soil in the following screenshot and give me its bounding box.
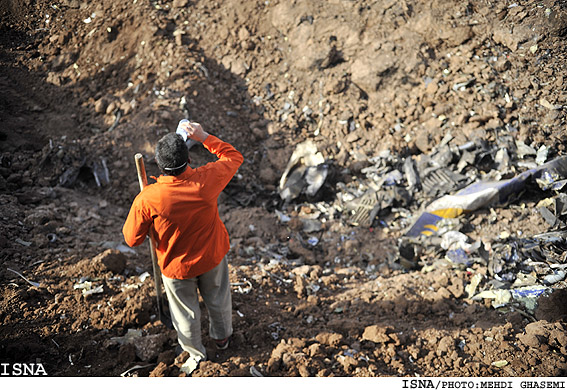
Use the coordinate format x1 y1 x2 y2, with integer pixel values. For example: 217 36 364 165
1 0 567 377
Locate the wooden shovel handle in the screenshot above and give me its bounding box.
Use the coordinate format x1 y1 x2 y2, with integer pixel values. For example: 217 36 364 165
135 153 148 190
133 153 172 328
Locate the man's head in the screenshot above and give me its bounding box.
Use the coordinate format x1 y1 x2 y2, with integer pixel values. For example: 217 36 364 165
155 133 189 176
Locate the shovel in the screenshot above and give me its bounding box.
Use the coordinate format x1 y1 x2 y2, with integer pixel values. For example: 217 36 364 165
135 153 173 329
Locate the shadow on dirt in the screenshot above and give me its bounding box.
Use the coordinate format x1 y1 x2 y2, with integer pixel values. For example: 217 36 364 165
0 3 280 377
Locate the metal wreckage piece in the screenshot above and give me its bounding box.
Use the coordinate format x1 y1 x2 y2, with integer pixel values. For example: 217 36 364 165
276 133 567 312
278 140 330 203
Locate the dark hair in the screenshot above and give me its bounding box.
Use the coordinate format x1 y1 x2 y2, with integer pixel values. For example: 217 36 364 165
155 133 189 176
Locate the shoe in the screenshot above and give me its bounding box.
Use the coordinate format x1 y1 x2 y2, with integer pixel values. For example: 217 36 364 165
180 355 202 375
214 337 230 350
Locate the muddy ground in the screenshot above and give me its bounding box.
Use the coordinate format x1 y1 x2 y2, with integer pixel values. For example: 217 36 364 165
1 0 567 377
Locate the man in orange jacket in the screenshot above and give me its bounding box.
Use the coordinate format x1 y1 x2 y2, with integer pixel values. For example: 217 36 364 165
122 120 243 373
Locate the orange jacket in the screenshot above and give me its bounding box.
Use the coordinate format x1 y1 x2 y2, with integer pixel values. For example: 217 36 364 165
122 135 243 279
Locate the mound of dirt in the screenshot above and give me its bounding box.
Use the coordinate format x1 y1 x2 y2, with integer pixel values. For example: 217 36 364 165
1 0 566 377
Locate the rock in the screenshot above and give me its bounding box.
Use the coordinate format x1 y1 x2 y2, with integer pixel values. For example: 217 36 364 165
362 325 393 344
434 286 452 300
149 362 169 377
60 0 80 8
238 27 250 41
517 321 555 349
320 274 338 286
221 56 248 76
309 265 322 279
173 30 185 46
486 118 503 129
94 97 109 114
439 26 473 47
315 332 343 347
291 265 311 277
525 321 551 338
46 72 63 86
297 364 310 377
93 249 127 274
436 336 455 357
134 333 167 361
350 52 396 95
549 328 567 351
266 354 281 373
324 74 348 95
414 128 432 154
492 23 534 51
294 275 305 298
338 355 358 372
120 101 133 115
106 101 117 115
307 343 322 357
172 0 189 8
447 277 464 298
517 332 541 349
425 79 439 95
267 340 292 373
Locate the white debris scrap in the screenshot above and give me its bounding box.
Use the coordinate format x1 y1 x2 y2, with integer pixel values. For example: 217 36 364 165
73 280 104 296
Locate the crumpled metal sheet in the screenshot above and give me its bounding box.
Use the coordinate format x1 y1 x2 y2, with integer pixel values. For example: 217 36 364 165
279 140 329 202
405 156 567 238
